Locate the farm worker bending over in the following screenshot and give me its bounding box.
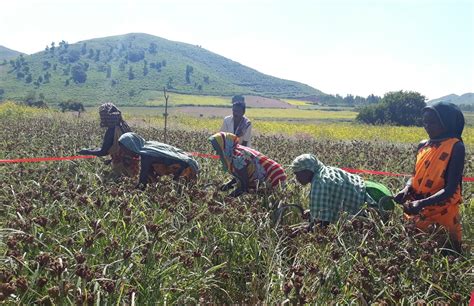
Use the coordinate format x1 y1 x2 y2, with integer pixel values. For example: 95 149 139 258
220 95 252 147
291 154 392 227
209 132 286 197
118 132 199 189
394 102 465 252
79 103 139 177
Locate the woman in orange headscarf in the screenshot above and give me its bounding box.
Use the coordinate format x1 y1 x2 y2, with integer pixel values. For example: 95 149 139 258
394 102 465 252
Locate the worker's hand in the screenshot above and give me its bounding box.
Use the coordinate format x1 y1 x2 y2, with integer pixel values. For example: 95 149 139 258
403 201 423 215
103 159 112 165
394 187 411 204
78 149 91 155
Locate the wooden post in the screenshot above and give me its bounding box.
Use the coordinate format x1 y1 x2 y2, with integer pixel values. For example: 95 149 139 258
163 87 169 143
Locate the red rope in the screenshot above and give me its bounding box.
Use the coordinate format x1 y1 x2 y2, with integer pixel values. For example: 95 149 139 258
1 153 473 182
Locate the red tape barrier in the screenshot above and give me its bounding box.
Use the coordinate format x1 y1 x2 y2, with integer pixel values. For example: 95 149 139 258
1 153 473 182
342 167 408 177
188 152 220 159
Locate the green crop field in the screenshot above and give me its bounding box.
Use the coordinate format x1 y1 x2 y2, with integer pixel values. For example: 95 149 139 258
283 99 312 107
1 103 473 304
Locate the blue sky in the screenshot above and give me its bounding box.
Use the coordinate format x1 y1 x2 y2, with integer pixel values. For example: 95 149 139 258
1 0 473 99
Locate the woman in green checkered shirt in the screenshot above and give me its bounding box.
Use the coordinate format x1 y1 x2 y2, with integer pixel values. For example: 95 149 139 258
291 154 391 227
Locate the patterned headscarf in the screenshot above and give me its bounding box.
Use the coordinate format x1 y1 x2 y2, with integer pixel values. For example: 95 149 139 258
291 153 370 223
99 103 131 132
423 101 465 140
291 154 323 173
209 132 240 172
118 132 199 173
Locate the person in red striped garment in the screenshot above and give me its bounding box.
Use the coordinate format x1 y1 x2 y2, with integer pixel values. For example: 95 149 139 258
209 132 286 197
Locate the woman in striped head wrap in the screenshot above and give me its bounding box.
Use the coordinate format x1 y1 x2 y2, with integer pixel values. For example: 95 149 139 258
209 132 286 197
79 103 138 177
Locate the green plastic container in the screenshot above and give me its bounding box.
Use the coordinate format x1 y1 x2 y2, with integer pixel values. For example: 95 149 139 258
365 180 395 211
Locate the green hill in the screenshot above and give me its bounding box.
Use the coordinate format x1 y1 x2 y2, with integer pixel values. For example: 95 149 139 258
428 93 474 105
0 33 324 105
0 45 24 61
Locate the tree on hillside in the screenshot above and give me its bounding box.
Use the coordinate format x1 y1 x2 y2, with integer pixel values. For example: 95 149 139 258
44 72 51 83
59 40 68 50
143 60 149 76
148 42 158 54
128 67 135 80
42 60 51 70
119 61 126 72
356 90 426 126
0 89 4 98
167 77 174 89
185 65 194 84
68 50 81 63
81 43 87 55
71 64 87 83
88 49 94 59
94 49 101 62
106 65 112 78
127 50 145 62
151 62 162 72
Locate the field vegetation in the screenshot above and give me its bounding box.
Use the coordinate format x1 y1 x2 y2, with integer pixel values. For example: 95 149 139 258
0 103 473 304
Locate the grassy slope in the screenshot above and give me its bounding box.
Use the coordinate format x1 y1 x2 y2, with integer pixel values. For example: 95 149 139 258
0 45 24 61
0 33 324 104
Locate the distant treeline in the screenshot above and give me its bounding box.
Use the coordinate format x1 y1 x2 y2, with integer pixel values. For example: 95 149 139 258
459 104 474 112
304 94 382 106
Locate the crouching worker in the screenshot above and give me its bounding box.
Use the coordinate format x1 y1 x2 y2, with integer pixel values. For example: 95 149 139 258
394 102 465 252
118 132 199 189
209 132 286 197
291 154 393 228
79 103 139 177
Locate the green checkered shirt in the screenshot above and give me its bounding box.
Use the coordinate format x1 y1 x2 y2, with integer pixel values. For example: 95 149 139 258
309 165 370 223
